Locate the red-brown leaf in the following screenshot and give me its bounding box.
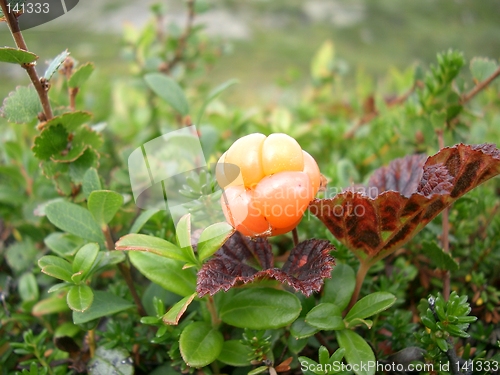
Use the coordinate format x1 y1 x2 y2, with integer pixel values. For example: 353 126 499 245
310 143 500 262
196 232 335 297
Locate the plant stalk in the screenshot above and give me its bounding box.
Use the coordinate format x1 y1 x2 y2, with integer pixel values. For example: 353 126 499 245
347 260 371 311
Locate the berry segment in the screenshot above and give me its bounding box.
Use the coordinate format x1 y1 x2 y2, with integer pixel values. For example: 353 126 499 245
217 133 322 237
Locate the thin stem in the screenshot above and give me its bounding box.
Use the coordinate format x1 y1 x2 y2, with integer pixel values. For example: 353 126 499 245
206 295 221 327
0 0 53 120
291 227 299 247
103 226 147 317
461 65 500 104
87 329 96 358
436 129 451 300
347 260 371 311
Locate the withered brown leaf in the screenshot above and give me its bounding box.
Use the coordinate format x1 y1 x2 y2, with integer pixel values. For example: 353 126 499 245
196 231 335 297
310 143 500 263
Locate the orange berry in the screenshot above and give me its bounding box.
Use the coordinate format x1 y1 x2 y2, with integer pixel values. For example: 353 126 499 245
261 133 304 176
302 151 321 198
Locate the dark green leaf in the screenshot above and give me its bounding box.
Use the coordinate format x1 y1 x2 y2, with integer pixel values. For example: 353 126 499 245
179 322 223 368
336 330 375 375
67 284 94 312
217 340 252 367
345 292 396 323
87 347 133 375
68 148 99 183
82 168 102 199
218 288 301 329
422 241 459 271
0 47 38 64
128 251 196 297
69 62 95 88
45 200 105 244
32 124 68 161
305 303 345 330
38 255 73 282
88 190 124 227
73 291 134 324
197 222 233 261
129 209 160 233
44 50 69 80
321 263 356 310
162 293 196 325
116 234 189 262
1 85 42 123
290 318 319 339
144 73 189 115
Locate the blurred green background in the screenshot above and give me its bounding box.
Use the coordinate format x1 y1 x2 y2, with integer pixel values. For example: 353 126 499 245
1 0 500 105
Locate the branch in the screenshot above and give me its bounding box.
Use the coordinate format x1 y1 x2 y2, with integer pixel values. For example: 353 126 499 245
461 65 500 104
159 0 196 74
0 0 53 120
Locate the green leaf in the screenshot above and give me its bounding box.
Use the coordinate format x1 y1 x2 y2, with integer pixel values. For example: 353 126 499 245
1 85 42 123
0 47 38 64
218 288 301 329
69 148 99 183
162 293 196 325
116 234 189 263
470 57 498 82
38 255 73 282
69 62 95 88
346 318 373 329
82 168 102 199
72 243 99 282
195 78 238 125
44 232 85 258
144 73 189 115
336 330 375 375
73 291 134 324
5 239 38 274
179 322 223 368
175 214 198 265
128 251 196 297
88 190 124 227
422 241 459 271
67 284 94 312
290 318 319 339
129 209 160 234
45 200 105 244
305 303 345 330
44 50 69 80
345 292 396 323
32 295 70 317
197 222 233 261
49 126 102 163
19 272 39 302
42 111 93 132
87 347 133 375
311 40 334 81
321 263 356 310
217 340 252 367
32 124 68 161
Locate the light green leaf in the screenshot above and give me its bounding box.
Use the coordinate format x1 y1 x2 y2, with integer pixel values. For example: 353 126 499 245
67 284 94 312
19 272 39 302
162 293 196 325
197 222 233 261
179 322 223 368
305 303 345 330
38 255 73 282
336 330 375 375
128 251 196 297
470 57 498 83
195 78 238 125
422 241 459 271
290 318 319 339
44 232 85 258
144 73 189 115
6 239 38 274
218 288 301 329
175 214 197 265
88 190 124 227
44 50 69 80
129 209 160 234
69 62 95 88
1 85 42 124
321 263 356 310
69 148 99 183
87 347 133 375
82 168 102 199
72 243 99 283
0 47 38 64
346 318 373 329
42 111 93 132
45 200 105 244
73 291 134 324
32 124 68 161
345 292 396 323
116 234 189 263
311 40 334 81
217 340 253 367
32 295 70 317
